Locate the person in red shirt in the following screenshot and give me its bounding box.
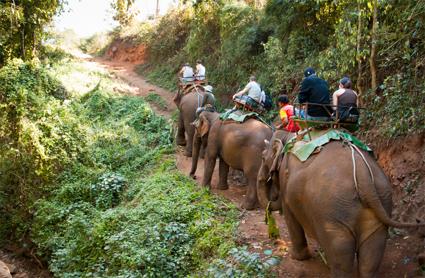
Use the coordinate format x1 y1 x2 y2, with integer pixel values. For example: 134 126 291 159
277 95 300 132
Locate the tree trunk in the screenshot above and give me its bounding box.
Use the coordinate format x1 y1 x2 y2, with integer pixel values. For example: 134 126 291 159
356 0 364 104
369 0 378 92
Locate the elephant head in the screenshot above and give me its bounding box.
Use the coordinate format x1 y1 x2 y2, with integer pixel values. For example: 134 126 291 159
189 107 219 178
257 129 294 210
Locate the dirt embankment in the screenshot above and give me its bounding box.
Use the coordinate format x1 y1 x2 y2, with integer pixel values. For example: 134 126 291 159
105 39 147 64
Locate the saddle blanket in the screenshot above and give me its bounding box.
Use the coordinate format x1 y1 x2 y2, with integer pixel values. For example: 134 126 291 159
283 129 372 162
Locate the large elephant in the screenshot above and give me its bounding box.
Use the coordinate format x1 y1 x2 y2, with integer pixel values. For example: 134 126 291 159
174 85 215 157
189 107 219 179
197 110 273 209
257 130 424 278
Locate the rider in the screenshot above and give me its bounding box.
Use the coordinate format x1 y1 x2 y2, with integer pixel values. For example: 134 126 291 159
195 60 206 81
232 75 262 106
298 67 332 121
277 95 300 132
332 77 359 123
203 85 216 104
179 63 194 83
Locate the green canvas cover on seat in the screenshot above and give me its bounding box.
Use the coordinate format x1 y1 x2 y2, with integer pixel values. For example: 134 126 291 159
219 109 271 128
283 129 372 162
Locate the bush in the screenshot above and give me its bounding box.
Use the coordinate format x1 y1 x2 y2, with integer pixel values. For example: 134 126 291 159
0 57 241 276
0 59 82 242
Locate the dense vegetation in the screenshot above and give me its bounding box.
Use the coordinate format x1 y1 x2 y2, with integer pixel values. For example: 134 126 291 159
0 55 280 276
0 0 66 65
97 0 424 138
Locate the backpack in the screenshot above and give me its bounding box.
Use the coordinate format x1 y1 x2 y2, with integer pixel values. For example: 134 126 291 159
260 91 273 111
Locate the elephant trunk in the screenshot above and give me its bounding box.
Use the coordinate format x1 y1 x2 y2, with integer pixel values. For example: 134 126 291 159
257 163 281 211
189 135 201 178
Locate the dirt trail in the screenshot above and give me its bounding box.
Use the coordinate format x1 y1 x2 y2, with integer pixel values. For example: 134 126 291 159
91 57 421 277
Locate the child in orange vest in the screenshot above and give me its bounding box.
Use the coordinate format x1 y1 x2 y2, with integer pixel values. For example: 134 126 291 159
277 95 300 132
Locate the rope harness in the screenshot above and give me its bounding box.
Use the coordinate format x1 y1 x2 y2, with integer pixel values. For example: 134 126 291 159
348 141 375 195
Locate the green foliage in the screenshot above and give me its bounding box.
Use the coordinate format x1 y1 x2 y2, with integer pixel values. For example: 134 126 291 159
0 0 66 65
207 247 280 278
111 0 137 27
144 92 168 110
123 0 425 137
79 33 112 56
0 59 81 241
0 56 245 276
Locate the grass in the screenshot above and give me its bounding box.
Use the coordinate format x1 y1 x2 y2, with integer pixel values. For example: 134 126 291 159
144 92 168 110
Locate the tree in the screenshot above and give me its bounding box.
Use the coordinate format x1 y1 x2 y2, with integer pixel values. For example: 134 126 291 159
369 0 378 92
0 0 66 66
111 0 138 27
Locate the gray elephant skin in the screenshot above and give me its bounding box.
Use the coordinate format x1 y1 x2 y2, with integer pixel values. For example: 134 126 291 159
257 130 424 278
174 87 214 157
194 110 272 210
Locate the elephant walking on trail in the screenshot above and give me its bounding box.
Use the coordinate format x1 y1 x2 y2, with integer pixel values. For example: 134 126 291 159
257 130 424 278
194 110 272 209
174 85 215 157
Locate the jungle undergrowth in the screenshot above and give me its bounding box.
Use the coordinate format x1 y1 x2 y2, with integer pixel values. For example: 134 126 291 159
0 55 278 277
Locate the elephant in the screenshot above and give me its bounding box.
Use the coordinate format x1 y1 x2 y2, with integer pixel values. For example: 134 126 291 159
189 106 219 179
257 130 424 278
174 85 215 157
195 110 273 209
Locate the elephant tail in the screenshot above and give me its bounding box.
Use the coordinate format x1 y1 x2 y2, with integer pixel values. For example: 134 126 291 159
352 144 425 228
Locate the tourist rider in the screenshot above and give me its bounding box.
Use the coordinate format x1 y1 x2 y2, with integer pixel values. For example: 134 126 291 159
332 77 359 123
179 63 194 84
277 95 300 132
298 67 332 121
195 60 206 81
232 75 262 108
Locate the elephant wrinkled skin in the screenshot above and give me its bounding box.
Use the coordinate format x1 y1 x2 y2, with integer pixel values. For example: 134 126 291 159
257 130 424 278
174 87 214 157
189 109 219 179
197 111 272 209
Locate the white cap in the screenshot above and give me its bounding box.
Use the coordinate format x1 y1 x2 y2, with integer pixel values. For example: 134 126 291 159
204 85 213 93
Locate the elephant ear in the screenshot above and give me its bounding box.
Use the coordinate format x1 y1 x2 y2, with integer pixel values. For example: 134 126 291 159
198 114 210 137
270 139 284 173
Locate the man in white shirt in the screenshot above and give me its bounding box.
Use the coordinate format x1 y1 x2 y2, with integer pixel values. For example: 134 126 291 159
179 63 194 83
195 60 206 81
233 75 261 103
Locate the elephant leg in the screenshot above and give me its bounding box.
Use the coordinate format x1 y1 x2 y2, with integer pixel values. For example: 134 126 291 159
282 204 311 260
199 139 207 159
357 226 387 278
320 229 355 278
242 170 259 210
218 158 229 190
176 112 186 146
189 136 202 178
184 121 194 157
202 148 217 189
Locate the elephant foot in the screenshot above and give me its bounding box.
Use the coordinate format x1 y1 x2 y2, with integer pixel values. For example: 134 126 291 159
176 138 186 146
217 183 229 190
242 199 258 210
290 247 311 261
